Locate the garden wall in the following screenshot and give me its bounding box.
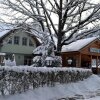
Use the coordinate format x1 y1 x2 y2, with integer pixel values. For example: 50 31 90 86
0 66 92 96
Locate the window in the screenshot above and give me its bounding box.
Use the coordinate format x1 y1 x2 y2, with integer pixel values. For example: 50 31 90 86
22 37 27 46
92 59 96 68
14 36 20 45
29 40 34 46
8 39 12 44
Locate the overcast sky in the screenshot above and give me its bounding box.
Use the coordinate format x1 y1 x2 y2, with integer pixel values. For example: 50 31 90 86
0 0 100 24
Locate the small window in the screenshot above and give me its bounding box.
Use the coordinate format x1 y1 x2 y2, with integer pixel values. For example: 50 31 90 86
8 39 12 44
29 40 34 46
22 37 27 46
14 36 20 45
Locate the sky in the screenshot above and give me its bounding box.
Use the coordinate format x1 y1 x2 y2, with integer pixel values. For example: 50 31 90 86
92 0 100 3
0 0 100 22
0 0 100 33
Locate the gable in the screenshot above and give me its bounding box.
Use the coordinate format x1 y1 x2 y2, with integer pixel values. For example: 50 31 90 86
80 39 100 55
0 29 39 54
2 29 33 43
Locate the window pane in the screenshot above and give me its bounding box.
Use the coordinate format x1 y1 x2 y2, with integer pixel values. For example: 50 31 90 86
22 37 27 46
29 40 34 46
14 36 19 45
8 39 12 44
92 59 96 68
24 56 33 65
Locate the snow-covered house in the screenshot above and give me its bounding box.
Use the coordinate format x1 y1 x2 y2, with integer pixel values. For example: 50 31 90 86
0 27 40 66
62 37 100 70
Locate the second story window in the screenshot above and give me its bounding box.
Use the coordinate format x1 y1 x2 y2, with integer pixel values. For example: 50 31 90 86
22 37 27 46
8 39 12 44
29 39 34 46
14 36 20 45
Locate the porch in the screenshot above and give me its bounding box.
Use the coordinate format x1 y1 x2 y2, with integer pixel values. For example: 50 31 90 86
61 52 100 74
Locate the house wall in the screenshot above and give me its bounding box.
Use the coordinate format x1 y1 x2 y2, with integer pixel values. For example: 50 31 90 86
14 54 24 65
80 40 100 56
61 52 79 67
0 29 37 65
0 29 37 54
61 40 100 68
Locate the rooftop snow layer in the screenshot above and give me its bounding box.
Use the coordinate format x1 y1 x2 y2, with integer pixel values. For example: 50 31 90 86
62 37 97 52
0 30 10 37
0 23 14 37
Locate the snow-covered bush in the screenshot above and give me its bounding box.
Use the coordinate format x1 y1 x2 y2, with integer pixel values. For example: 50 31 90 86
0 66 92 96
33 31 62 67
3 54 16 66
3 58 16 66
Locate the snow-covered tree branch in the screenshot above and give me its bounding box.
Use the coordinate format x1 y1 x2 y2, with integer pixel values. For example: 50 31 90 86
0 0 100 51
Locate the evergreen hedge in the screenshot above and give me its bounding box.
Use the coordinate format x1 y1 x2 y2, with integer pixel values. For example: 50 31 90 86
0 66 92 96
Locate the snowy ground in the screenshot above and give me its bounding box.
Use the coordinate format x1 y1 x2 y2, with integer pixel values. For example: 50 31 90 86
1 74 100 100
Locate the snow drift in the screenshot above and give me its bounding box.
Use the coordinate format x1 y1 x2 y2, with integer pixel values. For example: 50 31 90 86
0 75 100 100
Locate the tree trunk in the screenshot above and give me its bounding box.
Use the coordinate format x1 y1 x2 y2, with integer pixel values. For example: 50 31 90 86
57 34 62 52
57 0 62 52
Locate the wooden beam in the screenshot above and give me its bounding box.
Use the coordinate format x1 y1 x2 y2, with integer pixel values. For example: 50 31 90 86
97 56 98 74
97 56 98 67
79 53 81 67
90 55 92 68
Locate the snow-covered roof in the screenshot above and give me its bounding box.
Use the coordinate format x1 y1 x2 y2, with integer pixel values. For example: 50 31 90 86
0 30 10 37
62 37 98 52
0 23 14 37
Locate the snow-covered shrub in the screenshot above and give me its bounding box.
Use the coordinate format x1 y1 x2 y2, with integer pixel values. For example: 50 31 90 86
33 32 62 67
0 66 92 96
3 54 16 66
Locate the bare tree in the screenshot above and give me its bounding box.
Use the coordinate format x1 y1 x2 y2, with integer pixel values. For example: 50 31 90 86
1 0 100 51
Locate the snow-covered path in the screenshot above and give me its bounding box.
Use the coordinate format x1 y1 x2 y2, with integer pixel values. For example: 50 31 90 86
58 89 100 100
1 75 100 100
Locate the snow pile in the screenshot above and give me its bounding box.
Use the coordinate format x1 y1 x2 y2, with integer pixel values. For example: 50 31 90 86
0 75 100 100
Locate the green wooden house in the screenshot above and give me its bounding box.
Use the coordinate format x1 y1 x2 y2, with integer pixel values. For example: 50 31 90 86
0 28 40 66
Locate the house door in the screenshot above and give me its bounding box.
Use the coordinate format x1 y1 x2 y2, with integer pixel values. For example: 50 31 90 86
81 54 91 68
24 56 33 66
